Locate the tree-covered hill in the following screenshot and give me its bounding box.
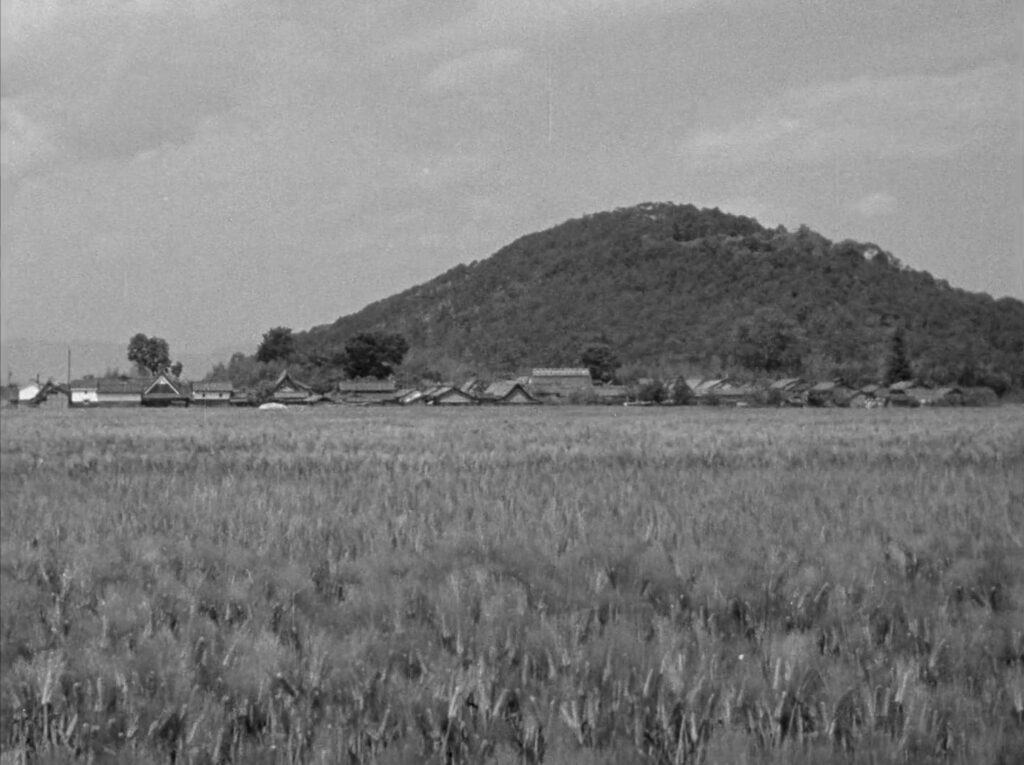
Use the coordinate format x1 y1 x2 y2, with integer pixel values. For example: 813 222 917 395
219 203 1024 390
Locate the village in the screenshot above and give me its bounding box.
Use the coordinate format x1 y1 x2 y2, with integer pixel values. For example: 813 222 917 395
3 367 985 410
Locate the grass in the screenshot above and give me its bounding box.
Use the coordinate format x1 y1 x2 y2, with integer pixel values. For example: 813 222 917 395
1 405 1023 763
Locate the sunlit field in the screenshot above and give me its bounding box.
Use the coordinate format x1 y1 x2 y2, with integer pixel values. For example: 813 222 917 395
2 405 1023 764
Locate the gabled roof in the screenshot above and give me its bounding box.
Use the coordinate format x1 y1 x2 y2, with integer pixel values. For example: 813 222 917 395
69 379 98 390
694 379 727 394
716 382 758 396
484 381 537 401
769 378 804 391
193 380 234 393
337 378 396 393
905 387 961 402
531 368 591 377
426 385 477 403
272 369 312 393
143 374 189 397
399 390 426 404
888 379 919 392
97 378 151 394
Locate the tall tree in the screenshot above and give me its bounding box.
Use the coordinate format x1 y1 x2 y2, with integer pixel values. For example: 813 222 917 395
342 332 409 379
884 327 913 384
581 344 621 383
256 327 295 363
127 334 171 375
731 308 804 374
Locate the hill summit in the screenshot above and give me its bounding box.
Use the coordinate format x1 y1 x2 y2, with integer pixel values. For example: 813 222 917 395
225 203 1024 390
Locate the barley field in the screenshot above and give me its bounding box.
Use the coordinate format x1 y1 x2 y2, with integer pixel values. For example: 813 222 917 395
1 405 1023 764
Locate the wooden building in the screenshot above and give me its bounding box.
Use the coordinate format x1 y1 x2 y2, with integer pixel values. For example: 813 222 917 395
191 380 234 406
96 378 150 406
269 370 316 405
69 379 99 407
335 378 397 405
483 381 539 405
528 368 593 398
142 375 191 407
424 385 478 405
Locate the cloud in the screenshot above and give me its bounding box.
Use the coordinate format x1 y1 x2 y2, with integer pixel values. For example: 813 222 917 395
0 100 58 182
681 64 1019 165
424 47 526 93
0 0 262 177
850 192 897 218
397 0 710 56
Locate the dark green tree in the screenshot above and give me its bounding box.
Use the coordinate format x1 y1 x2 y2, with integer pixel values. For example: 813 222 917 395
342 333 409 379
636 379 667 403
170 361 183 378
884 327 913 385
256 327 295 363
731 308 804 373
127 333 171 375
670 378 693 405
581 343 621 383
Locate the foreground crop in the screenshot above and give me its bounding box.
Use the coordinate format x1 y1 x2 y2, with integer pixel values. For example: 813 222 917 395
2 406 1023 764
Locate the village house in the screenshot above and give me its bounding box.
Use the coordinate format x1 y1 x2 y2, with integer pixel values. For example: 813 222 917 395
712 381 760 406
268 369 319 405
423 385 478 405
806 380 856 407
394 388 425 405
96 378 150 406
527 368 593 398
335 378 397 405
888 385 963 407
192 380 234 406
482 380 539 405
689 378 731 403
142 375 191 407
69 379 99 406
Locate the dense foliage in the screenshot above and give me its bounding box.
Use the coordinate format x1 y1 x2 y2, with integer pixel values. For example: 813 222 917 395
126 333 171 376
341 332 410 380
256 326 296 364
274 203 1022 389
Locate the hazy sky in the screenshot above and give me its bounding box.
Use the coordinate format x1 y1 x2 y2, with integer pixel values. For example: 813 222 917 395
2 0 1022 355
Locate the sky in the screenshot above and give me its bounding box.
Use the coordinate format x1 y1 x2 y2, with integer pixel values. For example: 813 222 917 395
2 0 1022 360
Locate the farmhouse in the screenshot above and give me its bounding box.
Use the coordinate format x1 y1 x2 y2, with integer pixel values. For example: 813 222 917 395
806 380 856 407
69 379 99 406
888 386 963 407
96 378 150 406
712 381 760 406
142 375 191 407
528 368 593 398
483 381 539 405
269 370 315 405
335 378 397 405
769 378 805 393
192 380 234 406
424 385 478 405
387 388 416 405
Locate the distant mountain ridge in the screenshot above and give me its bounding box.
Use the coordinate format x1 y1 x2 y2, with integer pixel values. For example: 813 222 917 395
224 202 1024 390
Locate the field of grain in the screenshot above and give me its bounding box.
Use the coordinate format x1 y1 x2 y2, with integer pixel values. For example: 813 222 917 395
2 405 1023 764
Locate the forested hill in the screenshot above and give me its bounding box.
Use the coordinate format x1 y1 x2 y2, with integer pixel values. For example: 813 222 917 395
243 203 1024 389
